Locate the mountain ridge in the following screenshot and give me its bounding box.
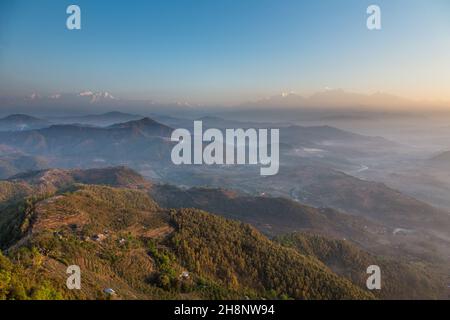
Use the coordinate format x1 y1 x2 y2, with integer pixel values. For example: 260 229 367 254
0 166 446 299
0 114 50 132
0 179 372 300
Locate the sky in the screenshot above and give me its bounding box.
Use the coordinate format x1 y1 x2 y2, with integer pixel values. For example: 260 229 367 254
1 0 450 106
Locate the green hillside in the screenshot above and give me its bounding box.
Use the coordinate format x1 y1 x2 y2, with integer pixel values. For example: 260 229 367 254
0 183 372 300
0 167 446 300
276 233 447 299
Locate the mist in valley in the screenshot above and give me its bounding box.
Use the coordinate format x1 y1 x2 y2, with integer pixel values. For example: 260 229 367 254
0 106 449 298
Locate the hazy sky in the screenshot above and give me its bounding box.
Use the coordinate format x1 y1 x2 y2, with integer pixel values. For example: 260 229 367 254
1 0 450 105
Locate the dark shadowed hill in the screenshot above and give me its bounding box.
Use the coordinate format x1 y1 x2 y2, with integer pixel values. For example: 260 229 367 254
52 111 143 127
108 117 174 137
0 153 49 179
0 118 174 164
429 151 450 170
279 165 450 232
0 114 51 132
150 184 381 242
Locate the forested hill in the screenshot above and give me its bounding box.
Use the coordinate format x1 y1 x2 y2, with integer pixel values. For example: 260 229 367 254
0 183 371 300
0 167 446 300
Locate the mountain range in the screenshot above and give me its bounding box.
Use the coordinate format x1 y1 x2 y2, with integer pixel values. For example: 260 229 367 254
0 112 449 300
0 92 192 116
0 113 398 175
0 117 174 169
51 111 143 127
0 114 50 132
2 89 448 117
239 90 429 110
0 167 446 300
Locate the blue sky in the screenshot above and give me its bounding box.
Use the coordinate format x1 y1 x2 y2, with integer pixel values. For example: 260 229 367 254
1 0 450 105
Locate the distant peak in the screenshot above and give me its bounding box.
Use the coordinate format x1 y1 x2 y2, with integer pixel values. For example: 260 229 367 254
129 117 161 125
109 117 170 129
79 91 94 96
29 92 40 100
102 111 131 116
1 114 42 121
281 91 296 98
79 91 118 103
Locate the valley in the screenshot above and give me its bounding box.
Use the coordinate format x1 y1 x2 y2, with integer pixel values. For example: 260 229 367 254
0 111 449 300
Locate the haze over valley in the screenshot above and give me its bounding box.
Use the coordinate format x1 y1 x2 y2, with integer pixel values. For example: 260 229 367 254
0 104 449 299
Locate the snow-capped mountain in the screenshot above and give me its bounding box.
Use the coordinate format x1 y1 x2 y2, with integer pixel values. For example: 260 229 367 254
239 89 419 110
0 91 192 116
77 91 118 103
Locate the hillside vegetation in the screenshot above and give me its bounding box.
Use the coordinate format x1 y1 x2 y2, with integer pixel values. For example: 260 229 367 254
276 233 446 299
0 167 447 300
0 184 373 300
